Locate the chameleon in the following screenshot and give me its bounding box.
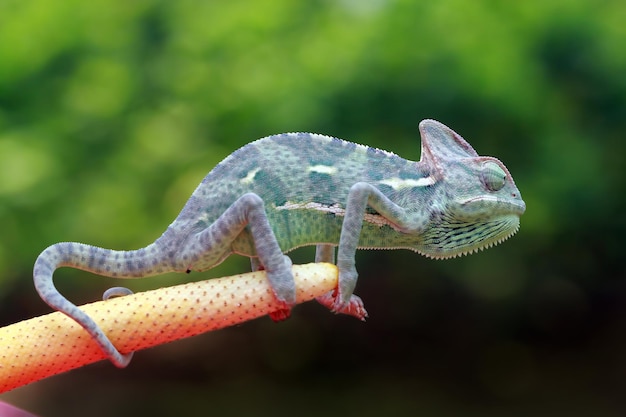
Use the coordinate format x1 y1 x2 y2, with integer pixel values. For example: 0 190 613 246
33 119 526 368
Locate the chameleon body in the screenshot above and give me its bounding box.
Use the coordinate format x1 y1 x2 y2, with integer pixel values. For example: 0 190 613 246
34 119 526 368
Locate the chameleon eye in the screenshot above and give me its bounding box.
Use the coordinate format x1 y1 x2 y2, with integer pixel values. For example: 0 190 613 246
482 161 506 191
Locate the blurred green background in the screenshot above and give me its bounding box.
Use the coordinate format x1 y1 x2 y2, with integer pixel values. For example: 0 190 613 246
1 0 625 416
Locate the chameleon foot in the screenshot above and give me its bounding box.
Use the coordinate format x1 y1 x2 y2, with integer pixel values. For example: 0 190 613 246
316 291 368 321
269 307 292 322
265 255 296 322
102 286 134 300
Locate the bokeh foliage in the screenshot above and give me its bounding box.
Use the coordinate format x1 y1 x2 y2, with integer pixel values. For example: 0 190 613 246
1 0 625 416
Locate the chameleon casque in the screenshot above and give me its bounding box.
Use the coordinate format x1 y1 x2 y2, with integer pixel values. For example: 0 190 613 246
34 119 526 368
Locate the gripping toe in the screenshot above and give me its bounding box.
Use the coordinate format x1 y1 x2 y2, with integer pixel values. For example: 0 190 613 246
316 291 368 321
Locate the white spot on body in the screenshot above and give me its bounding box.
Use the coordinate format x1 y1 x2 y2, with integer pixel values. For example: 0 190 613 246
274 201 399 229
240 167 261 185
308 165 337 175
378 176 436 190
276 201 344 215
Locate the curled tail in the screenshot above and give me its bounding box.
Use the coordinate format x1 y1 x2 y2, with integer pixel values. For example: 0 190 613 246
33 241 170 367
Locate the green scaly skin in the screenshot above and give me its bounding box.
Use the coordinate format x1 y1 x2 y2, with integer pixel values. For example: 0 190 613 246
34 119 526 368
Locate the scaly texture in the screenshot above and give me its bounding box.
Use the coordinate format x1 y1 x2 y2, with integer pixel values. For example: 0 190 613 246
2 263 337 393
33 119 526 367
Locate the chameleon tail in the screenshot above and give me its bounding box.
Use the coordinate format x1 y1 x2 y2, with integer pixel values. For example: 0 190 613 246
33 241 170 367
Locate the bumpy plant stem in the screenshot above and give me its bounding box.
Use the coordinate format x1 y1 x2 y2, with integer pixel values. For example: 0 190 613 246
0 263 338 393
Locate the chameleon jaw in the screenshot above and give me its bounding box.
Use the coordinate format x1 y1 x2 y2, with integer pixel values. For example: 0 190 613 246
423 223 520 260
418 214 521 260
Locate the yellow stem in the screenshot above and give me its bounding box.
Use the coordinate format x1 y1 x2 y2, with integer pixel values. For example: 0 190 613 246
0 263 337 393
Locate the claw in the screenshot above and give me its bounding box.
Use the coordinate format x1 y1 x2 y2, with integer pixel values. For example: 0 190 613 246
316 290 368 321
269 308 292 322
268 291 293 321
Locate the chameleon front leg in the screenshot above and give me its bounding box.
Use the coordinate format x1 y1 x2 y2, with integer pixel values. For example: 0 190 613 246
318 182 416 320
314 244 369 317
190 193 295 321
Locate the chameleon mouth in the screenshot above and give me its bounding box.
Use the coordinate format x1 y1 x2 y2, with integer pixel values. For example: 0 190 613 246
461 196 526 216
418 214 521 260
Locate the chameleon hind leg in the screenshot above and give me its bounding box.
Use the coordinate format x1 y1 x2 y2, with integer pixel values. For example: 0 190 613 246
248 256 292 321
189 193 295 321
33 192 294 367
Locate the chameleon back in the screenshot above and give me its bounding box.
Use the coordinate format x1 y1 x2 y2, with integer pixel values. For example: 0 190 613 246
172 133 433 255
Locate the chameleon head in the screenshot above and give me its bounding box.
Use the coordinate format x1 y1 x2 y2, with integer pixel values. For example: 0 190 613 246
416 120 526 259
